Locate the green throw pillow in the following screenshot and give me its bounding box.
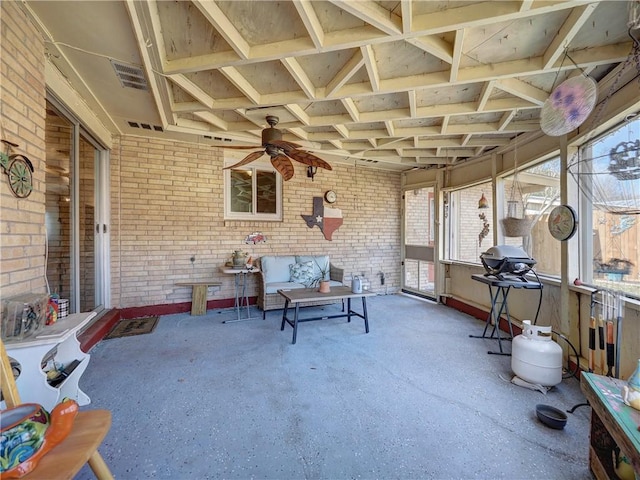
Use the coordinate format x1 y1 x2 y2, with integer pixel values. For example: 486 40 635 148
290 261 315 287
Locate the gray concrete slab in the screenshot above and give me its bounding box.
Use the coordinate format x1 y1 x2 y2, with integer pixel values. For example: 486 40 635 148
75 294 592 479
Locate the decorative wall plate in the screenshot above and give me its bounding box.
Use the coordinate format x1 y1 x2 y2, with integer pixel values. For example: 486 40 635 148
548 205 578 241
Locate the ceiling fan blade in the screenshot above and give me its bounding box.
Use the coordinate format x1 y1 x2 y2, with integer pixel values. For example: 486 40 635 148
270 139 302 151
223 145 263 150
223 150 265 169
286 149 332 170
271 154 294 181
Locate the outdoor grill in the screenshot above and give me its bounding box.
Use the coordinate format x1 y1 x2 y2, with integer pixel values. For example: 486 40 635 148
480 245 536 280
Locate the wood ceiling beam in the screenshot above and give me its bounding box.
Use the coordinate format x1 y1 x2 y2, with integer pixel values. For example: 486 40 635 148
167 74 215 109
325 49 365 97
218 66 261 104
477 80 495 111
293 0 325 49
284 104 311 126
329 0 403 36
192 0 250 60
341 98 360 122
281 57 317 99
497 110 517 131
405 35 453 63
543 3 598 69
449 29 465 83
495 77 548 105
401 0 412 34
160 1 589 75
192 111 229 130
361 45 381 92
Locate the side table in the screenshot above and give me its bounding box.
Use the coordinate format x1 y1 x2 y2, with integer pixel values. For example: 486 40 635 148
581 373 640 479
219 266 261 323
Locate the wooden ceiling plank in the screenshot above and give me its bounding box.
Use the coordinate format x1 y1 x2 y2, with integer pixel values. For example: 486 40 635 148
286 127 310 141
281 57 317 99
441 116 450 135
411 1 586 34
293 0 325 49
192 0 250 60
361 45 381 92
401 0 412 34
449 29 465 83
408 90 417 118
284 104 311 126
384 120 395 136
495 77 548 105
341 98 360 122
476 80 495 112
219 66 261 104
360 108 411 123
167 74 215 109
335 124 351 138
329 0 402 36
520 0 535 11
193 111 229 130
325 49 365 97
406 35 454 64
461 134 472 146
543 3 597 69
497 110 516 131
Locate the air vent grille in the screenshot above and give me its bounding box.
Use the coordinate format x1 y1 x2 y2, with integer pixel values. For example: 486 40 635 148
127 121 163 132
111 60 148 91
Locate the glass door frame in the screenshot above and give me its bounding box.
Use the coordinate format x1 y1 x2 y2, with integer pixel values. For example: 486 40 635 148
401 182 440 301
47 93 110 314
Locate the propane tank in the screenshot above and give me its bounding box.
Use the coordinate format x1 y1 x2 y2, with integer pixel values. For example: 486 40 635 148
512 320 563 387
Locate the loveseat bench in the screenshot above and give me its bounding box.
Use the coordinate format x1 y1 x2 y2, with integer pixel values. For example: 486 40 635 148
256 255 344 318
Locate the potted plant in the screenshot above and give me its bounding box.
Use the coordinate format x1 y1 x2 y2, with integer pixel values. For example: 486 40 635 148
312 258 331 293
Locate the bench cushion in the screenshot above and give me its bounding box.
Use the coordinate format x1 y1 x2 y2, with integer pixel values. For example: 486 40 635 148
261 255 296 283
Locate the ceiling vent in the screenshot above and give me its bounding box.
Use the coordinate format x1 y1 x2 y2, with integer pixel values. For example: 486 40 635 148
111 60 148 91
127 121 163 132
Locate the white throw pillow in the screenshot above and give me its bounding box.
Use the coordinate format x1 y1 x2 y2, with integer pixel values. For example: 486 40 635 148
289 261 315 287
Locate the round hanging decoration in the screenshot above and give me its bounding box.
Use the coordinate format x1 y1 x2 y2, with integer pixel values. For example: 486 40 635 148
548 205 578 241
540 75 597 137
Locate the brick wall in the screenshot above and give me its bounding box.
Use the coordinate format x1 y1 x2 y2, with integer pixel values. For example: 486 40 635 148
0 1 47 297
110 135 402 308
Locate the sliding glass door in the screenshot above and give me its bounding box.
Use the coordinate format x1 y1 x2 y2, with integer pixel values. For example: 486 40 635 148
45 98 109 314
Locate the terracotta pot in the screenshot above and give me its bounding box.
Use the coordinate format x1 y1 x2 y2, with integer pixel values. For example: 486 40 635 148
318 280 331 293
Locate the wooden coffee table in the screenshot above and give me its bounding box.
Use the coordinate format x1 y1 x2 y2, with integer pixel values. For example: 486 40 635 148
278 286 375 344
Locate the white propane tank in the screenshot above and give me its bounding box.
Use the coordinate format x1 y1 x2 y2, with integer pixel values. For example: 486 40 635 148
511 320 563 387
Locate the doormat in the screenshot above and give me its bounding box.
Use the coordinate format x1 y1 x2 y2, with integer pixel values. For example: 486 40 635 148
104 317 159 339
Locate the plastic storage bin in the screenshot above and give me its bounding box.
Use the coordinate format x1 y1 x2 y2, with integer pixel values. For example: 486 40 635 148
1 293 49 341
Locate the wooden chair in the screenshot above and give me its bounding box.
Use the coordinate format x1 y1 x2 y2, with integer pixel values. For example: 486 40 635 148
0 338 114 480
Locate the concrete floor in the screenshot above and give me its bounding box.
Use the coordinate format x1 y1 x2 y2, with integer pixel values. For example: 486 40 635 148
75 294 593 480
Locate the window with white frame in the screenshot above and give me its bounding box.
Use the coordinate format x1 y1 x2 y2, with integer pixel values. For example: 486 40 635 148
575 115 640 298
446 181 494 263
500 157 561 276
224 162 282 221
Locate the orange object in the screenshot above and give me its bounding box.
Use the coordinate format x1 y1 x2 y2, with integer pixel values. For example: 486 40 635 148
2 400 79 479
